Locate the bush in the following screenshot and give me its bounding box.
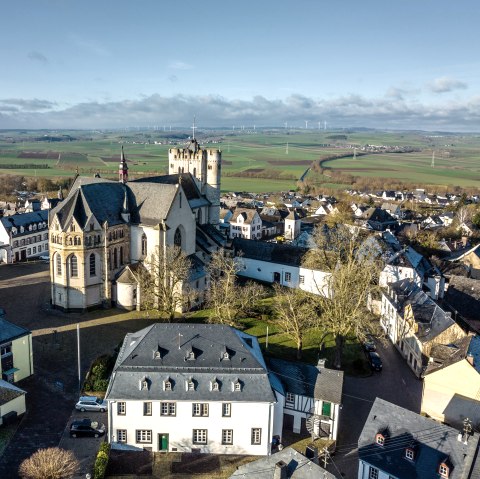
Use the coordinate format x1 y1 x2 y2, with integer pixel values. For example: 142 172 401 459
83 354 116 392
93 442 110 479
19 447 79 479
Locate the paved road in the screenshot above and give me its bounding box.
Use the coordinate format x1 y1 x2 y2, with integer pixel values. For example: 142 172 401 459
0 262 152 478
328 338 423 478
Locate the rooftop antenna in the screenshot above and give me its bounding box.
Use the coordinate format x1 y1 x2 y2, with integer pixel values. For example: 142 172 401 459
305 120 309 129
431 150 435 168
286 142 289 155
191 116 197 140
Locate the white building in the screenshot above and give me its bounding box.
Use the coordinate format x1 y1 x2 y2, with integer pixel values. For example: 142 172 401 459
0 210 49 263
284 209 301 240
105 323 281 455
229 208 262 240
233 238 330 296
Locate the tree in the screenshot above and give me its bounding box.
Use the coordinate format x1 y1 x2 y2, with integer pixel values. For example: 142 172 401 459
303 224 382 368
206 249 265 326
19 447 79 479
456 205 471 225
138 245 193 321
272 284 318 359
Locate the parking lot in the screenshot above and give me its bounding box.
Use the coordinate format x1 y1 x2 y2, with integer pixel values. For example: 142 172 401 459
0 262 153 478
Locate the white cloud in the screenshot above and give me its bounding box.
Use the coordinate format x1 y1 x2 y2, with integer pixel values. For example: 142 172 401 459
428 76 468 93
168 61 193 71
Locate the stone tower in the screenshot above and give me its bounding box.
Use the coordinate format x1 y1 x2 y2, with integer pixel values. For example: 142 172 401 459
168 139 221 226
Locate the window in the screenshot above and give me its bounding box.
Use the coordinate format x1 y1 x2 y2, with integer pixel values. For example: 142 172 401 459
33 247 36 254
233 380 242 392
56 255 62 276
174 228 182 248
405 448 415 461
143 402 152 416
187 379 195 391
299 275 305 284
136 430 152 444
141 234 147 256
284 272 291 282
113 248 118 269
193 403 209 417
368 467 379 479
212 380 220 391
89 254 96 276
322 401 332 417
120 246 124 265
70 255 78 277
251 428 262 445
1 344 12 356
222 429 233 445
160 402 176 416
375 433 385 446
193 429 207 445
286 392 294 407
117 402 126 415
117 429 127 443
439 463 449 477
222 403 231 417
164 379 172 391
27 248 31 255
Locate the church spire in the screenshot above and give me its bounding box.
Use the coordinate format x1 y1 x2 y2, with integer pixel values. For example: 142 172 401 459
119 146 129 183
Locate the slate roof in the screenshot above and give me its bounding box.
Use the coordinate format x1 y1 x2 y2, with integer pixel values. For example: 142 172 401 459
424 336 473 375
105 323 276 403
230 208 259 224
0 318 31 343
233 238 308 267
358 398 480 479
229 447 338 479
0 379 26 407
443 275 480 332
314 365 344 404
0 210 48 237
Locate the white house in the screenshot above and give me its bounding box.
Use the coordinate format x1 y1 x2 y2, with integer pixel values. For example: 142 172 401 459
269 358 343 442
229 208 262 240
0 210 49 263
358 397 480 479
232 238 330 296
0 379 26 425
284 209 301 240
105 323 281 455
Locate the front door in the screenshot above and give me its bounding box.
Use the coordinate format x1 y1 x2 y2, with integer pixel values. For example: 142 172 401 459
273 272 281 282
158 433 169 452
20 249 26 261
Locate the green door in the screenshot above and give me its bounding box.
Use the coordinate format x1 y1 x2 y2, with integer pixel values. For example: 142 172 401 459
159 433 169 451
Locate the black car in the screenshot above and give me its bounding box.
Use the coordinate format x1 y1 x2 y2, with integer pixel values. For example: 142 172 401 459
368 351 383 371
362 334 376 352
70 419 106 438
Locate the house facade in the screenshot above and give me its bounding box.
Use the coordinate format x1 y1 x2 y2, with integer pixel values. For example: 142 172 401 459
49 141 223 312
0 379 26 425
229 208 262 240
105 323 280 455
269 358 343 441
0 210 49 263
0 312 33 383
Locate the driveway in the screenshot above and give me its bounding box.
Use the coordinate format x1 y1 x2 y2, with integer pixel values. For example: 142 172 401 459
0 262 153 478
328 337 423 478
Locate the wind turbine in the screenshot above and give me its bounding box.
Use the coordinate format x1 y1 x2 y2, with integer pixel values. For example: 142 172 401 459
305 120 309 129
431 151 435 168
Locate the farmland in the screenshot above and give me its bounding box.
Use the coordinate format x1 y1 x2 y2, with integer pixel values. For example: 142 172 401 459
0 129 479 192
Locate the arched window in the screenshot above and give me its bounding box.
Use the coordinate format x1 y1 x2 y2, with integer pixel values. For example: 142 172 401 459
174 228 182 248
113 249 118 269
89 253 96 276
120 246 124 265
70 255 78 277
193 167 197 177
141 234 147 256
56 254 62 276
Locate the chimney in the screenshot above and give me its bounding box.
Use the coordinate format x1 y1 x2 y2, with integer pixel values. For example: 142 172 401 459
305 445 319 465
273 460 288 479
317 358 326 369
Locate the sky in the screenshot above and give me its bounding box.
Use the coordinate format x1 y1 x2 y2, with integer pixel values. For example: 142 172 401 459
1 0 479 131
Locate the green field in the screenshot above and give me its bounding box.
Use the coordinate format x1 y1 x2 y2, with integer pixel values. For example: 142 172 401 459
0 129 479 192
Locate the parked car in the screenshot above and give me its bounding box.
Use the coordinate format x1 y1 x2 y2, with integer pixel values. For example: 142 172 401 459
70 419 105 438
362 335 376 352
75 396 107 412
367 351 383 371
39 254 49 262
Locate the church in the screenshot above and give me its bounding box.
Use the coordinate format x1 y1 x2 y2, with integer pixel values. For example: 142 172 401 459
49 139 225 312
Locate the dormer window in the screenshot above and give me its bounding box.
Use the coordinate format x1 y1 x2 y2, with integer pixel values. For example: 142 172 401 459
375 433 385 446
232 379 242 392
153 350 161 359
186 378 195 391
439 462 449 478
140 377 150 391
163 378 172 391
405 448 415 461
211 378 220 391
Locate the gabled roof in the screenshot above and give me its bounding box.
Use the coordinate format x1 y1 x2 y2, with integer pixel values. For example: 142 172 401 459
424 336 473 375
314 365 344 404
0 210 48 235
105 323 275 403
358 398 480 479
230 207 259 224
0 318 31 343
0 379 26 407
229 447 338 479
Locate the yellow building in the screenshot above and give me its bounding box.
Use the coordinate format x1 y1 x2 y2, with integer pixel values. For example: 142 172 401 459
422 336 480 428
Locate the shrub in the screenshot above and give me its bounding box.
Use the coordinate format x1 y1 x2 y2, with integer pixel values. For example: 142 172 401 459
93 442 111 479
19 447 79 479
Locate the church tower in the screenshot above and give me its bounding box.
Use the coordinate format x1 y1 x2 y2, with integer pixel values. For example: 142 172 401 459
119 146 128 183
168 138 221 226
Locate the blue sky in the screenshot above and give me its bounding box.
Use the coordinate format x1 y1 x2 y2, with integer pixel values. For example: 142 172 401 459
1 0 479 130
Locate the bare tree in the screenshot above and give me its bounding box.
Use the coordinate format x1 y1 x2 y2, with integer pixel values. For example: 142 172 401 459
303 224 382 368
206 249 266 326
272 284 318 359
19 447 79 479
456 205 471 225
138 245 193 321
